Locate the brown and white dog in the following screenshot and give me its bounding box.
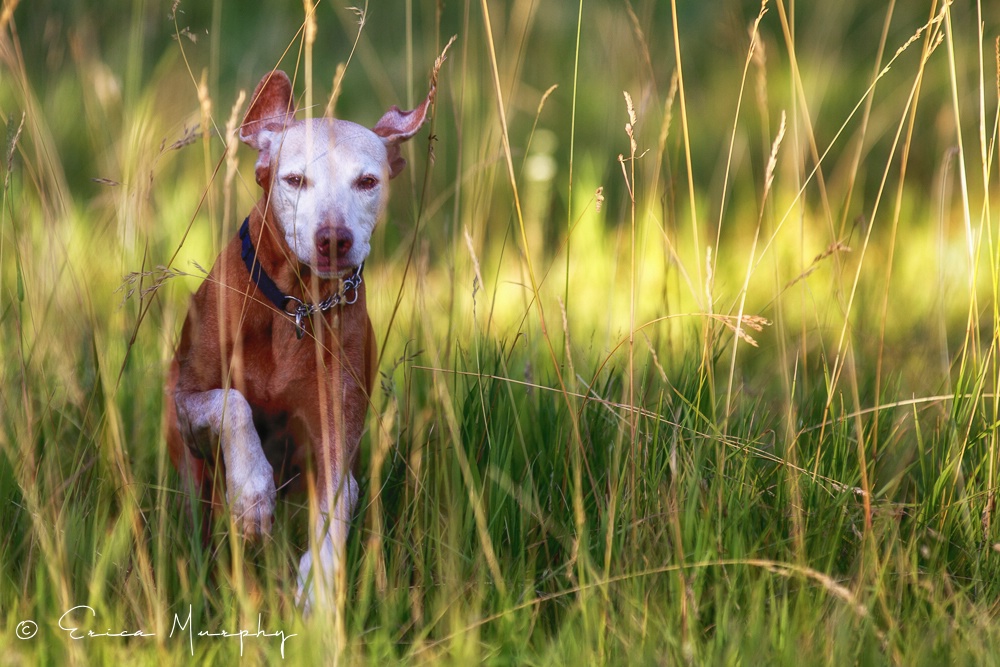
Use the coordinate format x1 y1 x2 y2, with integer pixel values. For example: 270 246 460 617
165 70 432 611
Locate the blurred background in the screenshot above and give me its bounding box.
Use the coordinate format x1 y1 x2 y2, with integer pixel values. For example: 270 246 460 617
4 0 994 397
4 1 1000 661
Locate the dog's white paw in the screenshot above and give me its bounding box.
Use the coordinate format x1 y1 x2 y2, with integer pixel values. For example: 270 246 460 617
226 454 276 538
296 536 340 616
296 551 316 616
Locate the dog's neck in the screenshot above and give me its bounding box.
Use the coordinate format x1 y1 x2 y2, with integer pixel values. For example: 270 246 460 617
244 208 354 301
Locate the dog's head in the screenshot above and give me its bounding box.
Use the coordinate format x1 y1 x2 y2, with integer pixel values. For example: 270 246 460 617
239 70 432 278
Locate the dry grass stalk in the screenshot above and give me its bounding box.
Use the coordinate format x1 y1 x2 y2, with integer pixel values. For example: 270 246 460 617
624 90 637 155
4 110 23 189
751 13 768 116
763 110 786 197
323 4 366 117
433 34 458 87
464 226 484 319
325 63 348 118
222 89 246 229
536 83 559 120
705 246 714 309
709 313 772 348
783 241 853 292
559 297 576 389
642 332 668 383
117 266 188 307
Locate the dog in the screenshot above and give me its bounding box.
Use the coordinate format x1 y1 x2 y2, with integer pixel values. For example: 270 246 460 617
165 69 432 611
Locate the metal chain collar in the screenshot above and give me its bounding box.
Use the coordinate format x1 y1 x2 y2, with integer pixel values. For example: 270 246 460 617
283 264 364 339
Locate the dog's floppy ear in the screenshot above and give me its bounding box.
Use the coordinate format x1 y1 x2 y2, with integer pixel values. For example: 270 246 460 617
240 70 296 185
372 85 435 179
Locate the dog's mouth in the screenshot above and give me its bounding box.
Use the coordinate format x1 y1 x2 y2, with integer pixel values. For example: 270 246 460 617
313 253 359 278
314 252 334 276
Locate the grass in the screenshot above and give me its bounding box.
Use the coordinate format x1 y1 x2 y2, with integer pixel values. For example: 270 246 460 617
2 0 1000 663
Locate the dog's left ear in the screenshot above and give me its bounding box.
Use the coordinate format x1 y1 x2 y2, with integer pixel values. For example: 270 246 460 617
372 86 435 179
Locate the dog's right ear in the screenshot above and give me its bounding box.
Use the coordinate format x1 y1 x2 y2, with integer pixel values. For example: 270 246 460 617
240 70 296 186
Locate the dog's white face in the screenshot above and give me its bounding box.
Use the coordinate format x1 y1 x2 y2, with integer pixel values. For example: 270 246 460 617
239 70 432 280
267 119 390 277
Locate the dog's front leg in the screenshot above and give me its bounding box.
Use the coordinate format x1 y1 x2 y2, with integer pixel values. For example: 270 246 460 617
296 466 358 615
175 388 277 537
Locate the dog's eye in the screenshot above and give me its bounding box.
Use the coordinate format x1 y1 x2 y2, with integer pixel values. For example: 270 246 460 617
283 174 306 189
355 175 378 191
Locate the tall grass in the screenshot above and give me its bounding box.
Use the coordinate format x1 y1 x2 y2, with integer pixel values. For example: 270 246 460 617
2 0 1000 663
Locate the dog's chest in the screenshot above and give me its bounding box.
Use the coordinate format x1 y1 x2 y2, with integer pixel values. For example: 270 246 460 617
234 316 324 403
233 306 366 404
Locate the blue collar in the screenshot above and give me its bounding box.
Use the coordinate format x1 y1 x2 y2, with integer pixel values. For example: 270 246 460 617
239 216 287 312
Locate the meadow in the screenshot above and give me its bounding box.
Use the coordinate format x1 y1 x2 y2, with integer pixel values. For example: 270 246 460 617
2 0 1000 664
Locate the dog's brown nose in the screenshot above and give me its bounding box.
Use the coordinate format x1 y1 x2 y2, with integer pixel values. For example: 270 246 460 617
315 229 332 259
335 227 353 258
316 227 353 260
